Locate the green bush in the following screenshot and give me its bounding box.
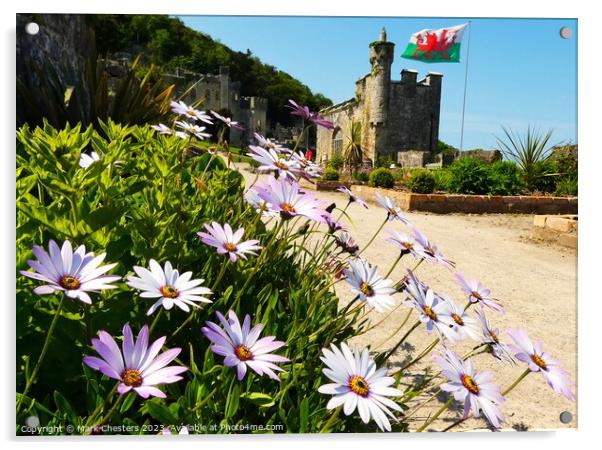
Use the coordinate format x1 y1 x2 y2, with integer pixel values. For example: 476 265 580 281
407 170 436 194
531 159 559 193
16 121 364 433
554 176 578 196
326 155 345 171
446 157 490 194
352 171 369 182
433 169 452 192
368 167 395 188
322 167 340 181
487 161 524 195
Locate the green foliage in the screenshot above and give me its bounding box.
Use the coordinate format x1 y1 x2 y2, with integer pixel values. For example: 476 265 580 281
495 126 557 191
326 155 345 171
17 36 174 131
374 154 395 168
16 121 367 434
322 168 339 181
432 169 452 192
88 15 332 127
446 157 491 194
343 121 363 171
487 161 524 196
407 170 436 194
352 171 369 183
554 175 578 196
369 168 395 189
437 140 457 156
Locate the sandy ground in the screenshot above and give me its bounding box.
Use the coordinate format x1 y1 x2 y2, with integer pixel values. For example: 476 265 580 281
235 163 577 432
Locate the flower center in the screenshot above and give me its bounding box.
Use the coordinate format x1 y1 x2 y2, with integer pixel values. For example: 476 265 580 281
472 291 483 301
160 285 179 299
223 242 238 252
274 160 289 170
234 345 253 361
452 313 464 326
122 369 143 387
531 354 548 371
402 241 413 250
423 305 438 321
359 282 374 297
281 203 296 214
461 374 480 395
489 330 500 343
59 275 80 290
349 375 370 397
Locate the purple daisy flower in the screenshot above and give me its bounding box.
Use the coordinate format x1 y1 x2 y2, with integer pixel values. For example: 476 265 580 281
20 239 120 304
287 99 311 120
83 323 187 399
411 227 455 270
309 112 334 129
475 309 515 364
386 230 425 260
335 232 360 256
434 347 505 428
506 328 575 400
253 176 327 223
197 222 261 263
337 186 369 209
202 310 289 382
455 272 504 314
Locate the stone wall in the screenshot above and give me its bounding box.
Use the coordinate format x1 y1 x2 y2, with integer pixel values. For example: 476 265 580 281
456 149 502 163
397 150 430 168
351 185 578 215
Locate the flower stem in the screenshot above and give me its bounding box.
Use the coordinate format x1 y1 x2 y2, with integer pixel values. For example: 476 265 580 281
416 397 454 432
88 394 123 433
319 407 340 433
358 217 387 256
502 368 531 396
385 253 403 278
17 295 65 412
394 337 440 378
149 309 163 334
381 319 421 363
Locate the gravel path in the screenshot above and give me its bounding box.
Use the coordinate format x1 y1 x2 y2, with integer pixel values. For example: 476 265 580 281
236 163 577 431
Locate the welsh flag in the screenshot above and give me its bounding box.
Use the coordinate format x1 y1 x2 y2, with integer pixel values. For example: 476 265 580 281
401 23 468 63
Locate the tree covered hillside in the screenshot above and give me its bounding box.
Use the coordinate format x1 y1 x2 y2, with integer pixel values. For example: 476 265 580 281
89 15 333 126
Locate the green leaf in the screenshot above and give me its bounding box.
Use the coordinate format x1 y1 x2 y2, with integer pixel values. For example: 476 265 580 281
241 392 275 408
53 390 77 424
299 397 309 432
225 382 240 419
119 392 137 414
143 399 178 424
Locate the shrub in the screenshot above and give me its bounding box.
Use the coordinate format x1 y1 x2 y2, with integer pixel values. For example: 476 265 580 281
432 168 452 192
352 171 369 182
368 167 395 188
554 176 578 196
407 170 436 194
531 159 559 193
327 154 345 171
446 157 490 194
322 167 340 181
16 121 362 433
487 161 524 195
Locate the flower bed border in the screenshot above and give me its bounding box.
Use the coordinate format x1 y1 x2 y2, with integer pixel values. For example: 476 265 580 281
351 185 578 215
300 179 351 191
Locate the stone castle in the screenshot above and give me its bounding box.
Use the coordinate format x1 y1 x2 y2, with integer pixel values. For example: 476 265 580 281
164 66 268 147
316 29 443 166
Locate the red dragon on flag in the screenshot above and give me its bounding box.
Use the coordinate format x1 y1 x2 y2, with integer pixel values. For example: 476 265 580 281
402 23 468 63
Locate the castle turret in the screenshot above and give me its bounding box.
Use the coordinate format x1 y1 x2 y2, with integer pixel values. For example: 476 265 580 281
369 28 394 124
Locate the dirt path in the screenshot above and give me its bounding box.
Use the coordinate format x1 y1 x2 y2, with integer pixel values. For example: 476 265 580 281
235 163 577 431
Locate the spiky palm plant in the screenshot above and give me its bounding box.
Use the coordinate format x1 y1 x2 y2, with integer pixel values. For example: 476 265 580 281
495 126 557 191
343 120 363 174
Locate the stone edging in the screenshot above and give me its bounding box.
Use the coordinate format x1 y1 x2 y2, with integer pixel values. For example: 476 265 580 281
350 185 578 214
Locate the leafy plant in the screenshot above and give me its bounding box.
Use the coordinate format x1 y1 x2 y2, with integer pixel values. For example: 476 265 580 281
554 175 578 196
343 120 363 172
16 121 365 434
487 161 524 196
446 157 490 195
326 155 345 171
321 168 339 181
495 126 557 191
369 168 395 189
407 170 436 194
352 171 369 183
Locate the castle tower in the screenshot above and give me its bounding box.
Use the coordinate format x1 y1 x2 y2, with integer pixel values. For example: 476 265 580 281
219 66 230 110
369 28 394 124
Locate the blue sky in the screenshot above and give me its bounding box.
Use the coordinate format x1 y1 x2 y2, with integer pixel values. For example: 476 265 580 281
179 16 577 150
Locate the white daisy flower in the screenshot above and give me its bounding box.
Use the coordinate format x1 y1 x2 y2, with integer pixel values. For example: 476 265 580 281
434 347 505 428
170 100 213 124
126 259 212 315
438 295 482 342
175 121 211 140
318 343 403 432
343 259 396 313
20 239 120 304
375 191 409 224
151 123 173 135
475 309 515 364
197 222 262 263
79 151 101 169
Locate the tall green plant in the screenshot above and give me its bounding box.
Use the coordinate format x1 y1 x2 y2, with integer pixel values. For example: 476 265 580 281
343 120 363 173
495 126 557 191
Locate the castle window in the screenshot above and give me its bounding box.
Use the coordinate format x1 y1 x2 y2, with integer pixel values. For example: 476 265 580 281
332 126 343 156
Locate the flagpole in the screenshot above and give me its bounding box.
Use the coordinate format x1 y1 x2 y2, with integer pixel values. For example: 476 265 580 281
459 21 472 152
